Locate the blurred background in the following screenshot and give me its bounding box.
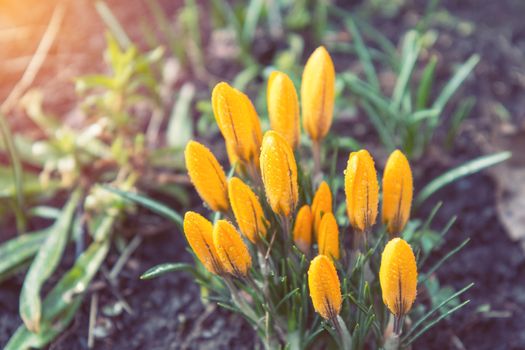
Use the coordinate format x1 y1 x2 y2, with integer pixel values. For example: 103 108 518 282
1 0 524 349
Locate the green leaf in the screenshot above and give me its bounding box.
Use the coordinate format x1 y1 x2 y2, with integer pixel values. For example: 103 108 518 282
416 55 438 109
19 189 82 332
102 186 183 229
0 112 25 231
432 54 480 113
391 31 421 112
140 262 196 280
166 83 195 148
95 1 131 49
416 151 511 205
344 17 380 91
0 229 48 283
419 238 470 284
5 239 110 350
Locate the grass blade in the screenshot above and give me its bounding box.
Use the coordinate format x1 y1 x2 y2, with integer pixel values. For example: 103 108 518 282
19 189 82 332
391 31 421 112
166 83 195 148
344 18 380 91
404 299 471 345
103 186 183 229
403 283 473 343
416 151 511 206
432 54 480 113
0 229 48 282
95 0 131 48
0 112 25 231
141 262 196 280
416 55 438 109
419 238 470 284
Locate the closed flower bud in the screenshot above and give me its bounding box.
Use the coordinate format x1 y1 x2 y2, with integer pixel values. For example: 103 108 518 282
213 220 252 277
382 150 413 236
267 71 300 149
308 255 342 320
301 46 335 141
185 141 229 212
311 181 333 239
183 212 223 275
212 82 262 170
293 205 313 253
317 212 340 260
228 177 268 243
344 150 379 232
260 131 299 217
379 238 418 316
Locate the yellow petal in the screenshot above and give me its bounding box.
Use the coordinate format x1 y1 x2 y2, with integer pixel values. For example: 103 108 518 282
211 82 262 170
260 131 299 217
382 150 413 236
213 220 252 277
317 212 339 260
301 46 335 141
311 180 333 240
293 205 313 253
344 149 379 232
308 255 342 320
183 212 223 275
228 177 268 243
267 71 300 149
185 141 229 212
379 238 418 316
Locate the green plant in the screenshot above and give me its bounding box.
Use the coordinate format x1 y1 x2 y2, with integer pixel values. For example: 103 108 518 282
0 27 185 348
111 47 486 349
328 8 479 159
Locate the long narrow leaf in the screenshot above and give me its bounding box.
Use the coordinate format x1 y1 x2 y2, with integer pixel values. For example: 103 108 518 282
403 283 474 342
419 238 470 284
416 151 511 205
0 229 48 282
102 186 183 229
141 262 196 279
344 18 380 91
432 54 480 113
404 299 471 345
6 240 110 350
0 112 25 231
19 189 82 332
391 31 421 112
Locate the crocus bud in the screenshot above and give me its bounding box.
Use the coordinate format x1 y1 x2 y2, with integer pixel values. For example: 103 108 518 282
183 212 223 275
382 150 413 236
212 82 263 170
267 71 300 149
213 220 252 277
301 46 335 142
379 238 417 317
185 141 229 212
311 180 333 239
317 212 340 260
228 177 268 243
308 255 342 320
293 205 313 253
260 131 299 217
344 150 379 232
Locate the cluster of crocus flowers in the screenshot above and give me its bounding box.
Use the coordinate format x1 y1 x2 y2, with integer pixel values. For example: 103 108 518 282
182 45 420 341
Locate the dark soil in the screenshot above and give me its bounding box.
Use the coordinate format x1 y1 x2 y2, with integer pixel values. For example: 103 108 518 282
1 0 525 349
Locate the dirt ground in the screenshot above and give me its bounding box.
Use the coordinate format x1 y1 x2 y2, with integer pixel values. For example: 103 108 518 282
1 0 525 349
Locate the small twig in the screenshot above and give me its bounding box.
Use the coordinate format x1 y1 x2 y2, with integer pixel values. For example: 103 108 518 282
88 292 99 349
109 235 143 280
1 4 66 114
100 266 134 315
265 229 278 260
